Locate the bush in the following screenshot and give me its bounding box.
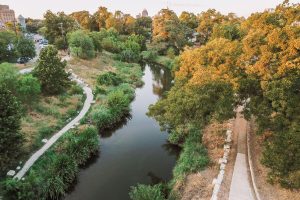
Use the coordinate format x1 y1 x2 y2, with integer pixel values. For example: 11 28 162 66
91 105 113 129
141 50 158 61
68 30 95 59
50 154 78 185
97 71 123 86
171 128 209 185
102 37 121 53
54 37 67 50
166 47 176 59
64 126 99 165
17 74 41 106
69 84 83 95
107 89 131 114
129 184 165 200
117 39 141 63
0 62 18 93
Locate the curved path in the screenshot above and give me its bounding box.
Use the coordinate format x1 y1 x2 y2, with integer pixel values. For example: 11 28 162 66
228 107 254 200
14 63 94 180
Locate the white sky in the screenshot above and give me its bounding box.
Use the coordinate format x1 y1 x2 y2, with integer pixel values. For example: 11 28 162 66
1 0 300 19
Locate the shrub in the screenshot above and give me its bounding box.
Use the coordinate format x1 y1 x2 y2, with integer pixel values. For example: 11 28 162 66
171 128 209 185
69 84 83 95
97 71 123 86
50 154 78 185
102 37 121 53
107 89 131 114
91 105 113 129
17 74 41 106
166 47 176 59
129 184 165 200
0 85 23 173
64 127 99 165
0 62 18 93
141 50 158 61
68 30 95 59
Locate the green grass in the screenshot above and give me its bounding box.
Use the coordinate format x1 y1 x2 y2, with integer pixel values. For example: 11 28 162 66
129 184 166 200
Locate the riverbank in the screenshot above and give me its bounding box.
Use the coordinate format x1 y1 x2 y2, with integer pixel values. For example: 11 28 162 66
1 52 145 199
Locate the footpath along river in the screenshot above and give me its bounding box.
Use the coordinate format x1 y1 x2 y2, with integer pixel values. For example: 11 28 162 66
65 64 180 200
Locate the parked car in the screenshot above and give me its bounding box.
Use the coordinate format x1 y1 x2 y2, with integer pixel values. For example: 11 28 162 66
17 57 27 64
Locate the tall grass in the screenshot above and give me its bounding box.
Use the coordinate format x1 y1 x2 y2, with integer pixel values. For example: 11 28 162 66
1 126 99 200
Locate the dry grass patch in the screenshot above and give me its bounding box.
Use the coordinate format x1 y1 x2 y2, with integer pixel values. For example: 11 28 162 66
67 52 115 88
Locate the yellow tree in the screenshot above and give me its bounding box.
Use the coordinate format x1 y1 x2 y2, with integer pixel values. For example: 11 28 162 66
70 11 91 30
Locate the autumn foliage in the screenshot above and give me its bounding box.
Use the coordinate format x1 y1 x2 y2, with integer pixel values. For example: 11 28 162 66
149 1 300 188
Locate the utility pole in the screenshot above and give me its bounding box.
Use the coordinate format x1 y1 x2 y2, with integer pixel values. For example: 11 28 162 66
13 19 17 36
58 22 66 49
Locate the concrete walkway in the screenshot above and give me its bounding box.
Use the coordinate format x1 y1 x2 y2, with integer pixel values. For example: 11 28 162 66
14 61 93 180
228 109 254 200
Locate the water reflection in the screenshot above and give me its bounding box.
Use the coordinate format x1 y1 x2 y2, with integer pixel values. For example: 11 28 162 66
149 64 173 98
65 65 178 200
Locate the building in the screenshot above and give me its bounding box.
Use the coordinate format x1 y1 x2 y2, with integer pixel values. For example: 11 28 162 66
0 5 16 26
18 15 26 29
142 9 148 17
137 9 149 18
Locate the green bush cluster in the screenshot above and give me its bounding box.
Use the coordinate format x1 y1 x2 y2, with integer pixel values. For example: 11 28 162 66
91 87 133 130
171 127 209 186
129 184 166 200
97 71 122 86
2 126 99 200
141 50 158 62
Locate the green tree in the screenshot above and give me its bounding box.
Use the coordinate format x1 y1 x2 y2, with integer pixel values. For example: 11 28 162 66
33 46 70 94
16 37 36 62
0 62 18 93
0 84 23 173
25 18 44 33
43 10 78 48
0 31 18 63
134 17 152 39
17 74 41 106
68 30 95 59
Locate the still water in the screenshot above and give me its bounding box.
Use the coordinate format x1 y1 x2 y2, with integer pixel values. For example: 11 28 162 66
65 65 179 200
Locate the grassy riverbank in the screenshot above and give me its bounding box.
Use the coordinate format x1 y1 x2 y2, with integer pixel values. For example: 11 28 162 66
1 52 144 199
2 126 99 200
141 50 178 71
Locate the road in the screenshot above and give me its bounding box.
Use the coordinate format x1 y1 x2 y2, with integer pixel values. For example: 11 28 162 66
14 57 94 180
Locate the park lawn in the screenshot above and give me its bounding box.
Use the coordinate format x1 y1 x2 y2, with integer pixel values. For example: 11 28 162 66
20 85 84 156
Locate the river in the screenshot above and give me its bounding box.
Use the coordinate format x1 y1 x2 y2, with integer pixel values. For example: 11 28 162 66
65 64 179 200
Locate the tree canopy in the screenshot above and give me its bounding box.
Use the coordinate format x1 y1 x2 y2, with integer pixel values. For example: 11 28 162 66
33 46 70 94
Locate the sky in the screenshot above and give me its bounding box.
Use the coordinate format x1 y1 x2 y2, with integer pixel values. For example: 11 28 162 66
2 0 299 19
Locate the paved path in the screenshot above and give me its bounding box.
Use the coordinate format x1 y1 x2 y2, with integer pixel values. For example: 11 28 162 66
228 108 254 200
14 59 94 180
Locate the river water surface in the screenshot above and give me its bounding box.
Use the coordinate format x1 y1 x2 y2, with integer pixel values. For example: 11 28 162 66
65 65 179 200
